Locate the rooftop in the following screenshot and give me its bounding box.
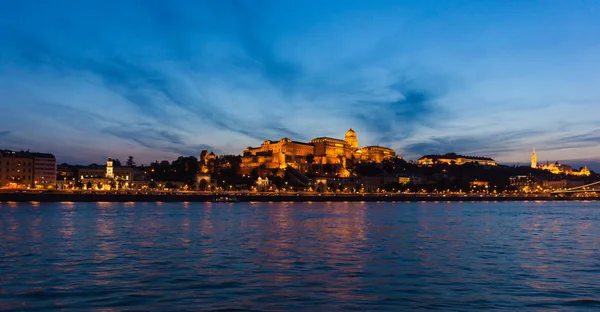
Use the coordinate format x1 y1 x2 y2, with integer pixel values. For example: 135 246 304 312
310 137 347 144
0 149 55 159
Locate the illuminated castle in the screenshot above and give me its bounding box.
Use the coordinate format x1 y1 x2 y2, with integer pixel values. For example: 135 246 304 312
531 148 590 176
417 153 497 166
240 128 397 175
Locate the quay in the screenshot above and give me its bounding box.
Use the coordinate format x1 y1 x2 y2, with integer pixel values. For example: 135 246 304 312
0 191 597 203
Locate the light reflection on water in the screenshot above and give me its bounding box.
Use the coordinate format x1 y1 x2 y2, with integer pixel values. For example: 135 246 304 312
1 201 600 310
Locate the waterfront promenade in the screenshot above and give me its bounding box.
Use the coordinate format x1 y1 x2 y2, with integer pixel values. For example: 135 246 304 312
0 190 596 202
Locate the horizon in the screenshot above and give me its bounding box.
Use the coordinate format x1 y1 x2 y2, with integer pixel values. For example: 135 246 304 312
4 145 597 172
1 1 599 169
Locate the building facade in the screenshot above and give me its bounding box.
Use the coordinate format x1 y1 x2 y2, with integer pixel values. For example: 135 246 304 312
241 128 397 175
242 138 314 172
0 150 56 189
542 179 567 190
77 159 135 190
509 175 537 192
358 146 397 163
33 153 57 189
418 153 497 166
0 151 34 188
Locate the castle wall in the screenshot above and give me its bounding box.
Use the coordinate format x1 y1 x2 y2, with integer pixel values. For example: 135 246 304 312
240 129 398 175
359 146 396 163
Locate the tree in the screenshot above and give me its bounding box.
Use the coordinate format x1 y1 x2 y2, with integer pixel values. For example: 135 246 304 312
149 181 157 189
186 180 196 190
126 156 135 168
86 181 92 190
113 159 122 167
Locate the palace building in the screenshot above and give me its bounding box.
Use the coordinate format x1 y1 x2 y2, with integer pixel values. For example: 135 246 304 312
240 128 396 175
417 153 497 166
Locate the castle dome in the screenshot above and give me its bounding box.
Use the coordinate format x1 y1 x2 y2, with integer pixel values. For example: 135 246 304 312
345 128 356 137
344 128 358 148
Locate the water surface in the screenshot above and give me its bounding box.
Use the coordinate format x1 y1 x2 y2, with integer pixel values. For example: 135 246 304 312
2 201 600 311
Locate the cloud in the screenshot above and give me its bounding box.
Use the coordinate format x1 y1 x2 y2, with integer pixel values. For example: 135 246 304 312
1 20 449 161
227 0 303 92
552 130 600 148
0 130 10 137
3 21 307 142
401 128 600 170
101 126 213 157
402 129 546 159
4 0 598 166
352 86 439 144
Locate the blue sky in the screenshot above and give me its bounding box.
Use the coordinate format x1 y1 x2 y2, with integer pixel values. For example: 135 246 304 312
1 0 600 168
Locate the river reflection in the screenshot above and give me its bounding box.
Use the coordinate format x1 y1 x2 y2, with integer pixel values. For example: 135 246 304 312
1 201 600 310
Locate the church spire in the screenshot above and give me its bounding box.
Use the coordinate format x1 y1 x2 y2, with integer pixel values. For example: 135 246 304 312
531 147 537 168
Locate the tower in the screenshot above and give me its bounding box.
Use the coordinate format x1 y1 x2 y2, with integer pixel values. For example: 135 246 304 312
531 148 537 168
106 158 114 179
344 128 359 149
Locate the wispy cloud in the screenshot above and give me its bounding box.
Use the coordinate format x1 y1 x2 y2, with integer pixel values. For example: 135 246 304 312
352 84 442 144
404 132 521 158
101 125 213 157
402 128 600 169
2 0 600 165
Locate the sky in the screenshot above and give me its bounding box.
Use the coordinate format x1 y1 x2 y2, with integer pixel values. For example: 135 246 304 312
1 0 600 168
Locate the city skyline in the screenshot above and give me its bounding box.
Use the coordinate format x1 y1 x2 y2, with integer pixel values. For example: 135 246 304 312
1 1 600 168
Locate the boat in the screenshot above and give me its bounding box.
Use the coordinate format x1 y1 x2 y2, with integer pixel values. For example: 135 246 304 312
211 196 239 202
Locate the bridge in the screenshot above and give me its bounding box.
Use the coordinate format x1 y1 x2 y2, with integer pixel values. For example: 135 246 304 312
551 180 600 194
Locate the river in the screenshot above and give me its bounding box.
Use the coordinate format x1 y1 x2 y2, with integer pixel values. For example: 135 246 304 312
1 201 600 311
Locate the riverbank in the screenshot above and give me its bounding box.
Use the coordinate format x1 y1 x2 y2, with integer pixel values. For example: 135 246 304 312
0 192 596 202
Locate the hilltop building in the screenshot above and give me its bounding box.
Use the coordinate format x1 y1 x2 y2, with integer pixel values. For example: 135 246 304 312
417 153 497 166
240 128 397 175
530 149 590 176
